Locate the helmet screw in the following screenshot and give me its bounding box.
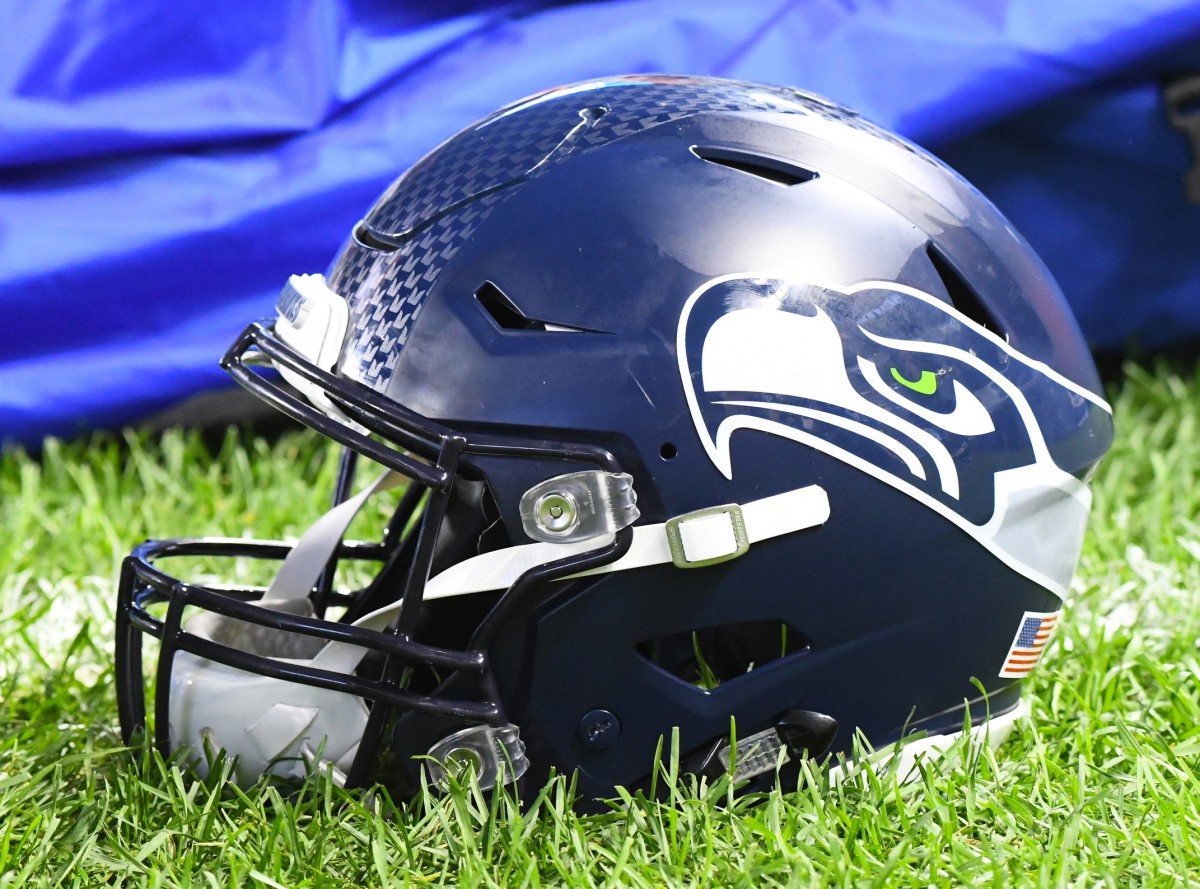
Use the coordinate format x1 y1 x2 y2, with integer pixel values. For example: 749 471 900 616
578 709 620 750
535 491 579 535
443 745 484 779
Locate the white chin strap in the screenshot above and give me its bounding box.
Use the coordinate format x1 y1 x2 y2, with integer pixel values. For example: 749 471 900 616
168 472 830 785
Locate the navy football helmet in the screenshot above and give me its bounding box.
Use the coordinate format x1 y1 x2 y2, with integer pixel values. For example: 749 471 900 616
116 75 1114 803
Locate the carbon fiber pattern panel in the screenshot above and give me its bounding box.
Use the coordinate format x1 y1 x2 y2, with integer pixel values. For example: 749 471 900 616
364 100 587 237
334 77 860 391
364 77 828 237
330 193 505 387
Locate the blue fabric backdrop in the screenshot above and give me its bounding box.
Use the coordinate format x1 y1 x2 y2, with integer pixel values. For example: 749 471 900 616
2 1 1199 446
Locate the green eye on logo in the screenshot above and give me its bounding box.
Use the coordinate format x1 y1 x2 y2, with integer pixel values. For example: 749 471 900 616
891 367 938 395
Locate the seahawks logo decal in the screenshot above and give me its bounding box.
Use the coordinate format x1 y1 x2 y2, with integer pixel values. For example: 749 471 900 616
678 275 1114 596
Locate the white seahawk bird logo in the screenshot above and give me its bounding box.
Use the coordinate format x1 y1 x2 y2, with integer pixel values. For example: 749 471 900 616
677 275 1113 598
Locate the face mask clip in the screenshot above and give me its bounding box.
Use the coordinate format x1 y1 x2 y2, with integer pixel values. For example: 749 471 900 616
519 470 640 543
425 724 529 791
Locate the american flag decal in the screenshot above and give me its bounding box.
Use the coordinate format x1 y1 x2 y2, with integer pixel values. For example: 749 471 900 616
998 611 1060 678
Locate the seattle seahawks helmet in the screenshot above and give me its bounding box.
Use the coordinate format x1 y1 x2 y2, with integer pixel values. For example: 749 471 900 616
116 75 1114 803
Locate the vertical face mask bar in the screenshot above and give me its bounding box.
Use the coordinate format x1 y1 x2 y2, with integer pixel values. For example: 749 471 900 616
342 434 467 784
393 435 468 639
312 448 360 620
153 590 190 756
341 483 429 627
337 428 635 785
114 557 147 744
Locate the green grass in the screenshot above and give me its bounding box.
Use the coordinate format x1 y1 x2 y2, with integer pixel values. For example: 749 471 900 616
2 361 1199 887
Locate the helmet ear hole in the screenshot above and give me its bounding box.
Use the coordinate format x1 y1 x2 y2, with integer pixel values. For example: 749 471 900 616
927 243 1004 337
636 620 810 689
659 442 678 461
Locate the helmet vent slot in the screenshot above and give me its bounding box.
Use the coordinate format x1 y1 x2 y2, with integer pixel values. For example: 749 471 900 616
692 146 817 187
636 619 810 691
473 282 602 333
475 281 545 331
927 244 1003 336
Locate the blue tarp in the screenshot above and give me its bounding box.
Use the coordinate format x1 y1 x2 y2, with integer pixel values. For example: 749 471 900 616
2 1 1199 446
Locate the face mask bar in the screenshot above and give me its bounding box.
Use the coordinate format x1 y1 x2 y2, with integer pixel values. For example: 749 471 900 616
115 320 635 785
114 537 501 742
312 446 363 620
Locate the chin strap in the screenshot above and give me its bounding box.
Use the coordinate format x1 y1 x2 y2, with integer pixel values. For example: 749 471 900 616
264 470 405 601
244 472 830 675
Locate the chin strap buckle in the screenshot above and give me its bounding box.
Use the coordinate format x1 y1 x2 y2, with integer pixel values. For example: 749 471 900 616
665 504 749 568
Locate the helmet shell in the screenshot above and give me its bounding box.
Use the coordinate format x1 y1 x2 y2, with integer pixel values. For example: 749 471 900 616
314 76 1113 797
